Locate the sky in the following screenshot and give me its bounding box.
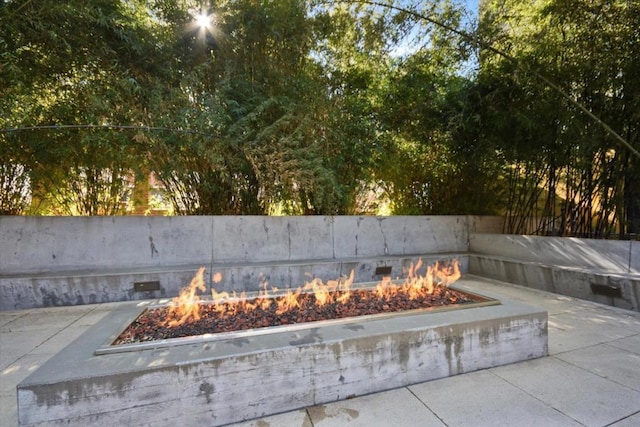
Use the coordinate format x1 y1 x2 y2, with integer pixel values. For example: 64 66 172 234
390 0 480 60
466 0 479 12
460 0 480 24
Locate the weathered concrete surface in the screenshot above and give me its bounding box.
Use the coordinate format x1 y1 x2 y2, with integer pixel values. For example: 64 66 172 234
0 268 202 309
1 255 468 310
469 234 640 311
332 216 469 258
16 278 547 427
210 254 469 293
7 276 640 427
3 216 638 313
0 216 214 274
469 233 637 274
1 216 502 310
2 216 493 273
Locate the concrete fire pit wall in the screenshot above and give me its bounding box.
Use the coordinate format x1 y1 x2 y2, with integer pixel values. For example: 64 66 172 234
469 234 640 311
0 216 503 310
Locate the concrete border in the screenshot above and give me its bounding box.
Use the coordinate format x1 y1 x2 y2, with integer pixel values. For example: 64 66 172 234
16 278 548 427
469 234 640 311
2 216 492 274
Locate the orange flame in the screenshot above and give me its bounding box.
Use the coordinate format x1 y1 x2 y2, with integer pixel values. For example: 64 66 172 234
163 259 460 327
163 267 221 328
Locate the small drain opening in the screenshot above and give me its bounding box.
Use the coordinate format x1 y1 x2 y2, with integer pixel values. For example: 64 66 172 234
133 281 161 292
590 283 621 298
374 266 392 276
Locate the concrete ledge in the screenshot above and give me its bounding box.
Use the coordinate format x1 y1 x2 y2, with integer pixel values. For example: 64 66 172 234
469 255 640 311
0 267 201 310
0 254 469 310
17 277 547 427
469 233 638 274
2 216 494 274
468 233 640 312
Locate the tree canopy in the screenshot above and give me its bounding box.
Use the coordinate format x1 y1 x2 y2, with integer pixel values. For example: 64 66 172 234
1 0 638 237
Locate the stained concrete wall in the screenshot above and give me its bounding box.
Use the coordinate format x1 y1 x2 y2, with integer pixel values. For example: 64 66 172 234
1 216 213 274
469 234 638 274
16 283 547 427
469 234 640 311
1 216 502 274
2 217 639 312
0 216 503 309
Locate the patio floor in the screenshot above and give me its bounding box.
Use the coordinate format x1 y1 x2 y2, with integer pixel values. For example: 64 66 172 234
2 276 639 427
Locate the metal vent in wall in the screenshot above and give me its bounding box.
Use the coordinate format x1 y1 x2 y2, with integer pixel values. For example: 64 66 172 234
133 281 161 292
374 266 392 276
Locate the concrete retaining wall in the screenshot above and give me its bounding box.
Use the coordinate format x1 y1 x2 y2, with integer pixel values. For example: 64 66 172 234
469 234 640 311
17 280 547 427
0 216 502 310
4 217 638 312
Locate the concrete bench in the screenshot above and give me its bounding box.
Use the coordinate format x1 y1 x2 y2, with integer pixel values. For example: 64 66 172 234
1 216 499 310
3 216 638 312
468 234 640 311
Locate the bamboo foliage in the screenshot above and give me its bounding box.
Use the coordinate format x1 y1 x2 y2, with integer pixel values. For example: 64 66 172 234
1 0 637 233
478 0 640 237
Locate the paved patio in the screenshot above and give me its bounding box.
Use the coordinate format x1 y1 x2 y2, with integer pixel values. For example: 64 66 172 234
2 276 639 426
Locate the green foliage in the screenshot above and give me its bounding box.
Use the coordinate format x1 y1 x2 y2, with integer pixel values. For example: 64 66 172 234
372 1 505 215
1 0 159 214
4 0 635 230
476 0 640 236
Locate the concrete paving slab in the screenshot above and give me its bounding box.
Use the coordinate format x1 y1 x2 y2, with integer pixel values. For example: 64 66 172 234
585 306 640 329
587 305 640 330
0 311 27 328
492 356 640 426
610 411 640 427
72 305 118 326
607 334 640 355
409 369 581 427
0 330 57 370
548 309 639 355
28 324 101 355
306 387 444 427
1 353 51 395
555 343 640 392
227 408 312 427
0 306 94 333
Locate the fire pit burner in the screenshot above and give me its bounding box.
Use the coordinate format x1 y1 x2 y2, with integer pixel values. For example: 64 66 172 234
18 276 548 427
101 284 498 354
100 259 497 354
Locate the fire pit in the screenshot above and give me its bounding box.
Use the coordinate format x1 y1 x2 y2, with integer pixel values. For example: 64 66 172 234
17 262 548 427
103 260 495 353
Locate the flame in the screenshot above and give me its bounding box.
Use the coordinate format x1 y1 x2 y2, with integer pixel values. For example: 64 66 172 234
163 259 461 327
163 267 221 328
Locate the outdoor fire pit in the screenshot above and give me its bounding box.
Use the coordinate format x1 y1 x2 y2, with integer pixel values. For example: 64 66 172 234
17 261 548 427
104 260 493 352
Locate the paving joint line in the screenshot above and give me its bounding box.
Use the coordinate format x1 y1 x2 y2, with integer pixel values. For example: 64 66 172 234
29 305 101 354
406 384 449 426
0 311 31 331
305 408 316 427
603 409 640 427
487 360 586 426
554 345 640 393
